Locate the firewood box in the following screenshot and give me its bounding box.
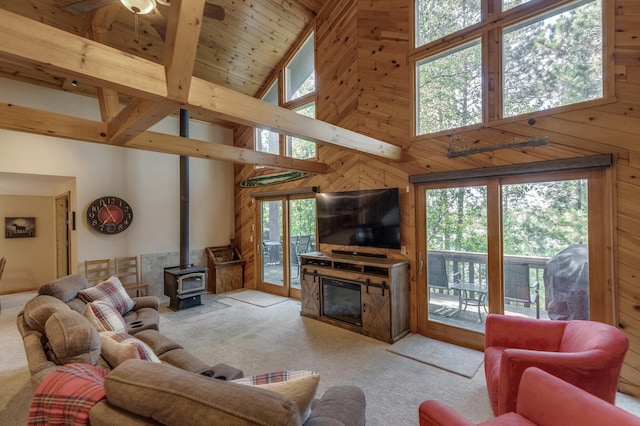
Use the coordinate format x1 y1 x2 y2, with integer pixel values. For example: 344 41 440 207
206 245 244 294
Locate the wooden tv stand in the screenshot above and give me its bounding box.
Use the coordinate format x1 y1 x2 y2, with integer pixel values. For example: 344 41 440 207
299 252 409 343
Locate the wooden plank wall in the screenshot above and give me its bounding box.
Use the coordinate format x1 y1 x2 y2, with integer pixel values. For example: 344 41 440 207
233 0 640 396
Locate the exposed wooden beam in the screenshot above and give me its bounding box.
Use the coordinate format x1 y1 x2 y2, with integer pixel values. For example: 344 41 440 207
163 0 205 102
0 102 327 173
0 102 107 143
0 9 167 101
108 99 181 145
0 8 403 160
126 132 329 173
90 5 123 122
188 79 404 160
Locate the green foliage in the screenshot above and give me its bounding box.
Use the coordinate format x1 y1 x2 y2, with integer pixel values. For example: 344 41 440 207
426 180 588 258
289 199 316 237
503 0 602 117
417 40 482 134
416 0 481 46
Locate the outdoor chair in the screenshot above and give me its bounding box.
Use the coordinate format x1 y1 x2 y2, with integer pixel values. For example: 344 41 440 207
504 262 540 319
290 241 300 279
427 253 457 292
484 313 629 415
297 235 311 255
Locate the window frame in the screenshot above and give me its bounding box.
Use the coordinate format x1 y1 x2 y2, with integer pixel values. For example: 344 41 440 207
253 28 318 161
410 0 613 139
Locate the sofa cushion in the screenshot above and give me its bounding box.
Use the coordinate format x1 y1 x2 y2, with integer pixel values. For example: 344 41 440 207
85 301 127 333
78 276 135 316
38 274 89 303
232 371 320 422
24 295 70 334
104 360 301 426
99 331 161 368
44 309 101 366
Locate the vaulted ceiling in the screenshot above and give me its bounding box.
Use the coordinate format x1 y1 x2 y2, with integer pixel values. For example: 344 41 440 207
0 0 401 169
0 0 322 125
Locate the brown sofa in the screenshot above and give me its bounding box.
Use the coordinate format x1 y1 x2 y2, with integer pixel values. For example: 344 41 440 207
18 274 366 425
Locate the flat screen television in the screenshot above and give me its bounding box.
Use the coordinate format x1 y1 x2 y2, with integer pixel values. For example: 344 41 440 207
316 188 401 250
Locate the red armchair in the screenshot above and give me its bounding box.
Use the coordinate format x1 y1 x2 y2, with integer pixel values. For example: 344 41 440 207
419 367 640 426
484 314 629 415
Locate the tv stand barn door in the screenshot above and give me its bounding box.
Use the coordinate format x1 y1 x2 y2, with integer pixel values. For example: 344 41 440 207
300 252 409 343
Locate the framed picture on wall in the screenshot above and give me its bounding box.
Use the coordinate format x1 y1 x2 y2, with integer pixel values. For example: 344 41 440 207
5 217 36 238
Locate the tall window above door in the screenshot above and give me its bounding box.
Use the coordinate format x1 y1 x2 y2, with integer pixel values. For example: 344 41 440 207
255 31 317 160
413 0 605 136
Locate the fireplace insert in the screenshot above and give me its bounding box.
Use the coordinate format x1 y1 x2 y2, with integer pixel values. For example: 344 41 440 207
322 277 362 326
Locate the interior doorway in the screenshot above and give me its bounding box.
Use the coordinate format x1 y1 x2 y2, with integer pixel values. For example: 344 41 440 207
55 192 71 278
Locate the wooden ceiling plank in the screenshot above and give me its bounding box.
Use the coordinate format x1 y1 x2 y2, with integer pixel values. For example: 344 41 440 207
126 131 329 173
188 78 403 160
0 9 167 101
0 102 107 143
163 0 205 101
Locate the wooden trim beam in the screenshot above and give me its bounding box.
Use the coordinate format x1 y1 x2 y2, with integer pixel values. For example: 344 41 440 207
108 99 182 146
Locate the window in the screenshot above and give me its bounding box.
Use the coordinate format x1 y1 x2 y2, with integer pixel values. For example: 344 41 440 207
287 103 316 159
416 0 481 46
285 34 315 102
414 0 604 135
503 1 603 117
416 40 482 134
257 82 279 155
256 32 316 160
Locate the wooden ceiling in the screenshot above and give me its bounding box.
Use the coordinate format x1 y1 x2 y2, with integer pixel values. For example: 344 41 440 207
0 0 402 169
0 0 323 126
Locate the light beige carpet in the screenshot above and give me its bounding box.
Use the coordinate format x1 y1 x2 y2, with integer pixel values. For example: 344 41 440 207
387 334 484 378
223 289 289 307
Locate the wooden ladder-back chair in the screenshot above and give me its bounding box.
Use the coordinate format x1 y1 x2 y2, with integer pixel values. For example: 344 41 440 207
84 259 112 286
115 256 149 297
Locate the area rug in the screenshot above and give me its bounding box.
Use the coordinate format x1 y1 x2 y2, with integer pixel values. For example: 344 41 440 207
222 290 289 307
387 333 484 378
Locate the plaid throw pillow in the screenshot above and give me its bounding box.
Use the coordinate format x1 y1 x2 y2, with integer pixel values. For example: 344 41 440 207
99 331 160 368
231 371 319 421
78 276 135 316
84 301 127 333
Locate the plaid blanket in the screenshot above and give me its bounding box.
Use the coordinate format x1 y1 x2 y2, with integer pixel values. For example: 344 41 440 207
29 364 109 426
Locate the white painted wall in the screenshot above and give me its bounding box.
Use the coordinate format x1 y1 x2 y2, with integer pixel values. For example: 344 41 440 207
0 78 234 290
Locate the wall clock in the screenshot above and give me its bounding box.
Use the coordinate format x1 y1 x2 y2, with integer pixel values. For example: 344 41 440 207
86 196 133 235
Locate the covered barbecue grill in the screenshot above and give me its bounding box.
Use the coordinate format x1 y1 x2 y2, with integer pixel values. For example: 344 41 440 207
543 244 589 320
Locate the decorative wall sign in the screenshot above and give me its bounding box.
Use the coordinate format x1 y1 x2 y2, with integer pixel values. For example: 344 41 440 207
239 171 309 188
5 217 36 238
86 196 134 235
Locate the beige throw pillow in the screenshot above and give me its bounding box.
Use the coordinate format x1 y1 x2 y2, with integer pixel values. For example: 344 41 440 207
231 371 320 421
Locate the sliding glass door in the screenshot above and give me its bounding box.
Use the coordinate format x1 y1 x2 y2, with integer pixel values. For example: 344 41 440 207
257 195 316 298
417 170 608 349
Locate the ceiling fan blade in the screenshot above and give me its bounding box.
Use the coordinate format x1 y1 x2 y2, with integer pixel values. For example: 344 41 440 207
65 0 118 15
203 3 225 21
146 8 167 41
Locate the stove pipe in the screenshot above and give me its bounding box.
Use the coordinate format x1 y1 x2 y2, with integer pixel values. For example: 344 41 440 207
180 109 189 268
